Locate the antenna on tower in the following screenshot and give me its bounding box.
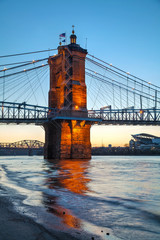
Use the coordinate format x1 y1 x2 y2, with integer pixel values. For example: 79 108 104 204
72 25 75 34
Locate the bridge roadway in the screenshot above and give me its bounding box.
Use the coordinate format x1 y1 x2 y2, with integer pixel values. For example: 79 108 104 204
0 101 160 125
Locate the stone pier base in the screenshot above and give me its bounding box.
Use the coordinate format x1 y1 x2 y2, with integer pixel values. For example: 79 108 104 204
44 120 91 159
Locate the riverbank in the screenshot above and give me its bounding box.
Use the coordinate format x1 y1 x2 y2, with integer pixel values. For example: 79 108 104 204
92 147 160 155
0 192 80 240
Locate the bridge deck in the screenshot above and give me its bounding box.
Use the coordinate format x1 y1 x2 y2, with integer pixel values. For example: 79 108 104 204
0 101 160 125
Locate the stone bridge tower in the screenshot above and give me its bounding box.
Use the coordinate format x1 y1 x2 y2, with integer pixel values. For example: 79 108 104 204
44 29 91 159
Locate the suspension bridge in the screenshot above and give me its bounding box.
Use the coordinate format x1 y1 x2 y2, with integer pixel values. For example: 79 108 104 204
1 29 160 158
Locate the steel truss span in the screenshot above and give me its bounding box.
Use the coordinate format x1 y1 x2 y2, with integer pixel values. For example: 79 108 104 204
0 101 51 124
88 109 160 125
0 101 160 126
0 140 44 149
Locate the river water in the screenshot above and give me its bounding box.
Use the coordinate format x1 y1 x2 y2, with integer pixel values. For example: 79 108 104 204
0 156 160 240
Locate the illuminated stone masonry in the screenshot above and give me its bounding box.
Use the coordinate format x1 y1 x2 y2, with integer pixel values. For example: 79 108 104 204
44 30 91 159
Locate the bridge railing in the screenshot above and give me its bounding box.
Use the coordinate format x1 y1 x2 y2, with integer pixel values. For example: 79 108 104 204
88 109 160 123
0 101 56 123
1 101 160 124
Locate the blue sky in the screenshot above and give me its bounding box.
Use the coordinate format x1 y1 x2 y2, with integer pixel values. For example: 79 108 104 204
0 0 160 146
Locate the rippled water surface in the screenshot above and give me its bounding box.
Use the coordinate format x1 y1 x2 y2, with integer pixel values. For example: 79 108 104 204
0 156 160 240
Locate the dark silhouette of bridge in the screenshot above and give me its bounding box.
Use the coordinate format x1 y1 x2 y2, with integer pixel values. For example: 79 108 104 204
0 28 160 158
0 139 44 148
0 140 44 156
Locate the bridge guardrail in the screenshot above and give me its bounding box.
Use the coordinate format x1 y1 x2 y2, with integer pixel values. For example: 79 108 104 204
0 101 160 124
0 101 51 122
88 109 160 123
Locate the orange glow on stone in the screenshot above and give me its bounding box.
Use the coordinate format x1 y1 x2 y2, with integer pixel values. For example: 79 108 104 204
46 37 91 159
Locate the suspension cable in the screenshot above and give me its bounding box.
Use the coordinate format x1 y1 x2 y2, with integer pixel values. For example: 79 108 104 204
86 68 160 101
0 57 48 72
25 71 38 105
33 63 47 105
85 71 160 104
0 49 57 58
86 57 160 92
0 60 34 67
87 54 160 90
0 64 48 79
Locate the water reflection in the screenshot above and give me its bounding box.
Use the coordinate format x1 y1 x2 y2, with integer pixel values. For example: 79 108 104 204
43 159 91 229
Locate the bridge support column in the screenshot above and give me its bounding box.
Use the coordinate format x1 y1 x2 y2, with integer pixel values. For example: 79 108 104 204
44 120 91 159
45 29 92 160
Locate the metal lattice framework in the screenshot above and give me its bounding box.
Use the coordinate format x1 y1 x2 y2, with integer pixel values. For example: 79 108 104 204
88 109 160 125
1 101 160 125
0 101 52 124
0 139 44 149
63 47 73 110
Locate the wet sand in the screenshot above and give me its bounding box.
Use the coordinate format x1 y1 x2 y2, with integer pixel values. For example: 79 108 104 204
0 195 81 240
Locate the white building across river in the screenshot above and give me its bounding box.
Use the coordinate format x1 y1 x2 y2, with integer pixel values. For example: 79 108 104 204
129 133 160 150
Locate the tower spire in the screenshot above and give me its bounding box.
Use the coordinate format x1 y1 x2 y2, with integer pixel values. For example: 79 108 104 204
70 25 77 44
72 25 75 34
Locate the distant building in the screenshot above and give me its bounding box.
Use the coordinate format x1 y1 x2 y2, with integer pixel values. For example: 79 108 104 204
129 133 160 150
129 139 135 149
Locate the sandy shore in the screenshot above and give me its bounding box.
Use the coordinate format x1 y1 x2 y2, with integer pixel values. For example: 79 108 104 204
0 194 81 240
